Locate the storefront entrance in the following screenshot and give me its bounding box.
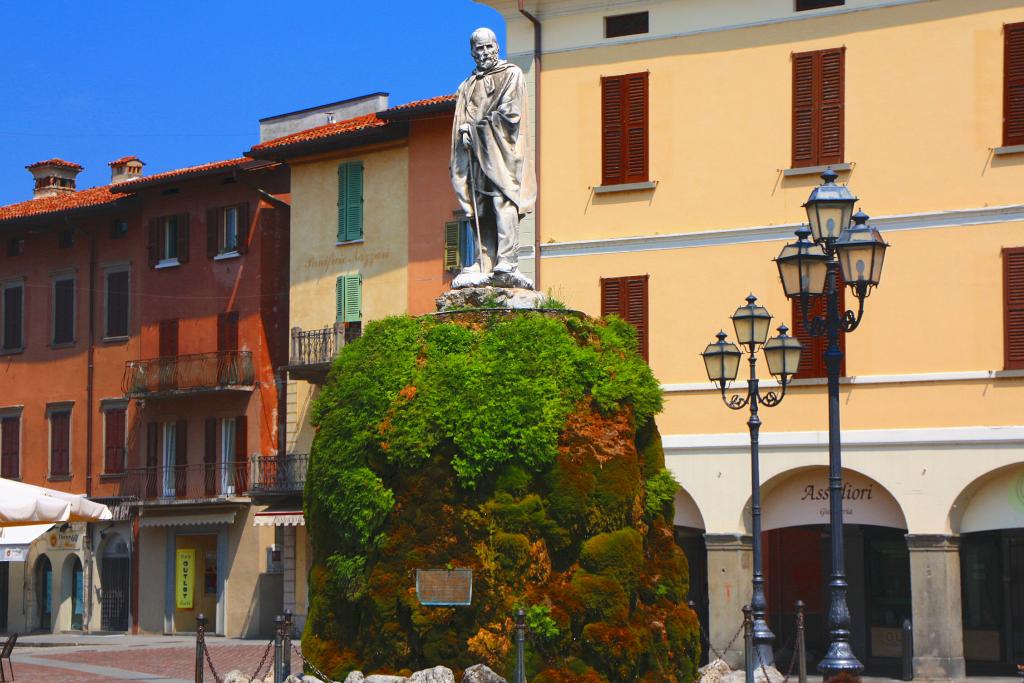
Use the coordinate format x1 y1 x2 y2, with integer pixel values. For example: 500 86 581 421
173 534 218 633
100 534 130 632
35 555 51 631
961 529 1024 675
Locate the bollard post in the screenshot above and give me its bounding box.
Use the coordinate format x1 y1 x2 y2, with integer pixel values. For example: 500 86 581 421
283 609 293 680
795 601 807 683
515 608 527 683
743 604 754 683
195 613 206 683
901 618 913 681
273 615 284 683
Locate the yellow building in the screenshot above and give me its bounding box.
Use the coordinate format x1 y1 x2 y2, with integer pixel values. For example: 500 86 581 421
482 0 1024 677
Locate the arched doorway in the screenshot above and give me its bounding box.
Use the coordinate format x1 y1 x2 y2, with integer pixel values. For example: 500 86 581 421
35 555 52 631
759 467 909 676
100 533 130 631
672 488 709 664
61 555 84 630
953 464 1024 675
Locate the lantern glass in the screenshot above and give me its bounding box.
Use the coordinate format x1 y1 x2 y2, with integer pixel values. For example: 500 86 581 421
803 170 857 243
763 326 802 379
702 333 742 384
775 229 829 298
731 295 773 347
836 211 889 289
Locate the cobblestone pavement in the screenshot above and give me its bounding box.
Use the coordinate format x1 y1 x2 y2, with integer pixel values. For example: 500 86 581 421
10 638 304 683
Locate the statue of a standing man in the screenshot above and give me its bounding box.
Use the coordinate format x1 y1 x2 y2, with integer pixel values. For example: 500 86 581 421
451 27 537 289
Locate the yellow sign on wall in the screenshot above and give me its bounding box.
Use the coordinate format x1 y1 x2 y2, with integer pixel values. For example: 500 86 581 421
176 549 196 610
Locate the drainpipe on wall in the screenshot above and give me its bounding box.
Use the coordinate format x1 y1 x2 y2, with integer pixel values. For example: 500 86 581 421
518 0 542 290
68 217 97 498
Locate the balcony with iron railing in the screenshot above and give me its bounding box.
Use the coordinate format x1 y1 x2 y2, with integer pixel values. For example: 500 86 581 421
123 350 254 398
287 323 360 383
247 453 308 497
119 462 249 503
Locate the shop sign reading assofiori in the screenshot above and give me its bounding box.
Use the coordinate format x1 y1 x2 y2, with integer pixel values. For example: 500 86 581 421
762 469 907 531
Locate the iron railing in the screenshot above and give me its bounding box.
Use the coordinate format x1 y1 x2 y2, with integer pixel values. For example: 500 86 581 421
289 324 345 367
249 453 308 494
122 350 254 397
120 462 249 501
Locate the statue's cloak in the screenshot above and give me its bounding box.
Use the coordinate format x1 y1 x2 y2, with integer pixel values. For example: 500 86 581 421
450 61 537 217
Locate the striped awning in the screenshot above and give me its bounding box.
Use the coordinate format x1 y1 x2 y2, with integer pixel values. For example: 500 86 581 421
140 510 237 528
254 508 304 527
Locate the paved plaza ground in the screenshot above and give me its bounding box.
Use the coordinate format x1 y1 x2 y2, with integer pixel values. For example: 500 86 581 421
4 634 1021 683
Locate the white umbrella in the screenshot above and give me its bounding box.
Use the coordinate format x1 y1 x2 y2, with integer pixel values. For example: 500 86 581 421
0 478 112 526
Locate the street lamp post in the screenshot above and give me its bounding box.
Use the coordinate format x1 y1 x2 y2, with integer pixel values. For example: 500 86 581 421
774 168 889 680
702 296 802 671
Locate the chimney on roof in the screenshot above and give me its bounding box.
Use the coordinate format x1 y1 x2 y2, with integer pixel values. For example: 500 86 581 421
108 156 145 184
26 158 83 198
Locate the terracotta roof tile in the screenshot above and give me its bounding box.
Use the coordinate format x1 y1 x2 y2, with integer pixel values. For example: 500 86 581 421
381 94 457 112
249 114 388 151
26 158 83 171
108 156 144 166
114 157 248 187
0 185 119 224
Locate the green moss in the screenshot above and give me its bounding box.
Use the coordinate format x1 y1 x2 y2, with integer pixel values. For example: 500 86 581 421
303 311 697 680
645 468 679 519
580 528 644 594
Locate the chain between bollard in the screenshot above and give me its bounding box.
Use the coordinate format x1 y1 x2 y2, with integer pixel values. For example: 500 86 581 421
202 638 226 683
247 638 275 683
691 600 746 663
292 643 332 683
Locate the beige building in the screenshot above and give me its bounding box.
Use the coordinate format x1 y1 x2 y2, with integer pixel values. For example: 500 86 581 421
482 0 1024 677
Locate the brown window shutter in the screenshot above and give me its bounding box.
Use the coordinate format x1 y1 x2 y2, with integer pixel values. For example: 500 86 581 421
792 52 817 168
177 213 190 264
159 318 179 357
174 418 188 497
817 48 845 166
50 411 70 476
600 274 649 361
601 76 625 185
236 202 251 254
206 208 219 258
1 416 19 479
217 311 239 352
1005 22 1024 147
624 72 649 183
104 409 126 474
1004 247 1024 369
148 218 160 267
106 270 130 338
790 271 847 379
234 414 248 491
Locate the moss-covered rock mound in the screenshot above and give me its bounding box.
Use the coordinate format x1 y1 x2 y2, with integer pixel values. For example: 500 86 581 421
303 311 700 682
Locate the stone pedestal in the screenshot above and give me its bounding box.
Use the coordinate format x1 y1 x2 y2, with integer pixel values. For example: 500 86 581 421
435 286 549 312
906 534 965 679
705 533 753 668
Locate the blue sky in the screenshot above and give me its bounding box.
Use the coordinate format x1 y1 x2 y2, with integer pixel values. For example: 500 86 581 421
0 1 505 205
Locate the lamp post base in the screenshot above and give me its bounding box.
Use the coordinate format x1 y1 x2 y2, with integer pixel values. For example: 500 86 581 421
817 640 864 680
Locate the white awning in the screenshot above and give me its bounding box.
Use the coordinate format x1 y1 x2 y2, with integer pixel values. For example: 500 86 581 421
140 511 237 528
0 523 53 562
254 510 304 527
0 478 112 526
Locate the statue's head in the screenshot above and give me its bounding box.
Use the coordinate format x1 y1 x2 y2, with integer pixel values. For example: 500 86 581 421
470 28 500 71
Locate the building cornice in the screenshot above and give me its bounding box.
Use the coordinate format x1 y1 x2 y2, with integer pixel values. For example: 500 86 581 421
662 368 1024 393
541 203 1024 259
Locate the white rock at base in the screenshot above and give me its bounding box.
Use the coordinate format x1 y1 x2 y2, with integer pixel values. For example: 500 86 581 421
343 672 365 683
365 675 410 683
410 666 455 683
461 664 507 683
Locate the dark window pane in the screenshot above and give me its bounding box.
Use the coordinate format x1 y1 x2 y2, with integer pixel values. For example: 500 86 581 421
605 11 649 38
3 286 23 351
7 238 24 257
106 271 130 338
53 278 75 344
795 0 844 10
58 228 74 249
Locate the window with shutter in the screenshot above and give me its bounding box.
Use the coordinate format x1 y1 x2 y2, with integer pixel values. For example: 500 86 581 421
600 274 649 361
104 407 126 474
49 409 71 478
444 221 463 271
105 269 130 339
1004 247 1024 369
601 72 649 186
336 273 362 324
789 273 847 379
1005 22 1024 147
2 284 24 351
337 161 365 242
1 415 20 479
792 48 845 168
52 276 75 345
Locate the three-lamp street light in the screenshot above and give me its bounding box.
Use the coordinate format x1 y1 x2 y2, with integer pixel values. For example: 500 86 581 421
774 168 889 679
702 296 802 670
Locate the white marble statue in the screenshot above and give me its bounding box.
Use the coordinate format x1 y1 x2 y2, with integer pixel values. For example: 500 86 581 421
450 27 537 289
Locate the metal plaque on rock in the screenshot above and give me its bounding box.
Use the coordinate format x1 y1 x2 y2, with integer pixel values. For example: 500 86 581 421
416 569 473 606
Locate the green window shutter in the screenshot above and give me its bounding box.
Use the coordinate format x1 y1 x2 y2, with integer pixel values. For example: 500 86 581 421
336 273 362 323
337 161 364 242
337 164 347 242
444 221 461 271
